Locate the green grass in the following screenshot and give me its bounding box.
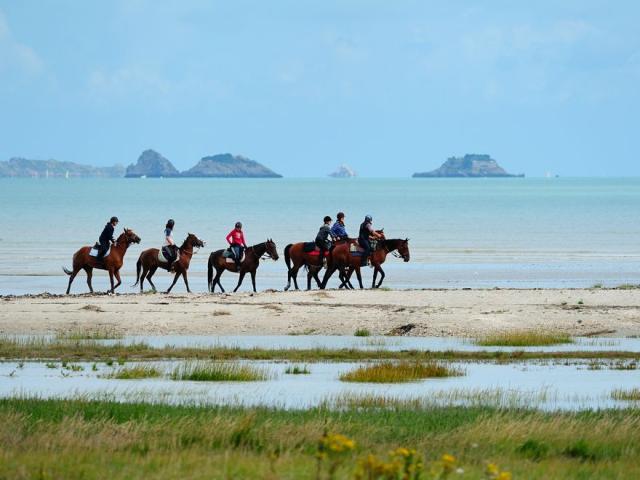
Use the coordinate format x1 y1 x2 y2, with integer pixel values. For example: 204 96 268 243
0 397 639 479
104 364 163 380
284 364 310 374
475 330 573 347
55 327 124 340
354 328 371 337
340 361 463 383
611 388 640 401
170 361 269 382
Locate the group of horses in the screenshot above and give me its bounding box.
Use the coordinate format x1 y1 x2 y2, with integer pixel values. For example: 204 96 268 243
62 228 410 295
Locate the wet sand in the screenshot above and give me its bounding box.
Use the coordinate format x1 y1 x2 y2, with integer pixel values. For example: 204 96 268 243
1 288 640 337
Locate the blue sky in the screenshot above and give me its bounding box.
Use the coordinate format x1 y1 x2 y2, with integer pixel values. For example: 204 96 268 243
1 1 638 177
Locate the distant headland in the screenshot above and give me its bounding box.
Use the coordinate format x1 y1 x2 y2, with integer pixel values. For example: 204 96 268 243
328 164 357 178
413 154 524 178
0 150 282 178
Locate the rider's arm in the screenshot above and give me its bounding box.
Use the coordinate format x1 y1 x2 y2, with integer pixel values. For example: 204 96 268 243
226 230 234 245
240 232 247 248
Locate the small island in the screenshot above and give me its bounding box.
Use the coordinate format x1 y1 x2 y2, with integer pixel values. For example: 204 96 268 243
329 164 357 178
125 150 180 178
413 154 524 178
181 153 282 178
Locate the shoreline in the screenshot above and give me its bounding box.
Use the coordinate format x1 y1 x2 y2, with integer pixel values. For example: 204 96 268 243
2 287 640 337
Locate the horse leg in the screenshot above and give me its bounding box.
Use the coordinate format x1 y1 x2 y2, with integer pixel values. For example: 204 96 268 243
113 270 122 291
355 266 364 289
313 270 323 289
320 266 336 289
213 268 225 293
66 267 81 295
250 270 257 293
84 267 94 293
146 266 158 292
291 266 300 290
376 268 385 288
182 271 191 293
166 271 180 293
306 269 313 291
108 270 115 294
233 271 247 292
372 267 379 289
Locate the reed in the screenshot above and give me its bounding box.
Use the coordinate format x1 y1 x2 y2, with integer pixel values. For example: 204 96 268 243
284 364 310 374
354 328 371 337
476 330 573 347
104 364 163 379
340 361 463 383
611 388 640 401
171 361 269 382
55 328 123 340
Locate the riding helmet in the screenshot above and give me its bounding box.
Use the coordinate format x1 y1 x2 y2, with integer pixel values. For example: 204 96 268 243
365 215 372 222
235 222 242 228
167 219 175 227
337 212 345 220
324 215 332 223
110 216 119 223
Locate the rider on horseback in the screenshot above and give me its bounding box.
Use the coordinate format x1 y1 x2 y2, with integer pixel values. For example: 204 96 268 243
330 212 348 241
358 215 382 267
97 216 119 260
163 219 178 271
315 216 333 266
226 222 247 269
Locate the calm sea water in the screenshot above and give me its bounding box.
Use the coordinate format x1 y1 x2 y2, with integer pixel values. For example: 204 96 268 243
1 177 639 294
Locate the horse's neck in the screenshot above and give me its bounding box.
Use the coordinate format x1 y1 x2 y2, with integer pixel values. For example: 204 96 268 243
384 239 401 252
250 243 266 257
179 239 193 256
112 238 129 257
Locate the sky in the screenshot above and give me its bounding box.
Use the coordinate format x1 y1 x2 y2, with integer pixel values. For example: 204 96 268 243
0 1 638 177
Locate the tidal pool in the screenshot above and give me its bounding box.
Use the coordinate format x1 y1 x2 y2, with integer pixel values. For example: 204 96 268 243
1 359 638 411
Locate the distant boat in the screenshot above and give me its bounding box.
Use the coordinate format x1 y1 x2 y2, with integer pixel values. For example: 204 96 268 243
329 164 357 178
65 170 69 179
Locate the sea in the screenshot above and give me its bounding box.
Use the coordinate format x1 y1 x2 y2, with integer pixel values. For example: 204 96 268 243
1 177 639 295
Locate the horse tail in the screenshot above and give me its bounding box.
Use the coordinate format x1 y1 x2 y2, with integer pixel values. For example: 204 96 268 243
284 244 293 272
62 266 72 276
131 257 142 287
207 254 214 292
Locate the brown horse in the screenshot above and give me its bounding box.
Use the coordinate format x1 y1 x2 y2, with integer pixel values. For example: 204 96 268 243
208 239 279 293
342 238 410 289
63 228 141 294
132 233 205 293
283 240 353 291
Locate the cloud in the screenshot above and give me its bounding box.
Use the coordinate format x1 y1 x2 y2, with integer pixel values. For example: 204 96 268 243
0 9 44 75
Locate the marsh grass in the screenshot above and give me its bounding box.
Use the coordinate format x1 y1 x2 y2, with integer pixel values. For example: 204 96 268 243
475 330 573 347
55 328 123 341
611 388 640 401
285 364 310 375
354 328 371 337
104 364 163 380
1 397 639 479
171 361 270 382
340 361 462 383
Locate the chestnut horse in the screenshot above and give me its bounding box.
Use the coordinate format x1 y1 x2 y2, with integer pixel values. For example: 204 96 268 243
132 233 205 293
208 239 279 293
283 240 353 291
340 238 410 289
63 228 141 294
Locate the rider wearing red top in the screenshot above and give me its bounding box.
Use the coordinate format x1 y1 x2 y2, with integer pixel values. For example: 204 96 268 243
226 222 247 268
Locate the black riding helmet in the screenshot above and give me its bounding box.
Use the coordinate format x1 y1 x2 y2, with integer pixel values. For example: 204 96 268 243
323 215 332 223
235 221 242 229
110 216 119 223
166 219 175 228
337 212 345 220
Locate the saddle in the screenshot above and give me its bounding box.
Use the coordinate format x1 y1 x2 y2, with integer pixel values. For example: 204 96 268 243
223 248 245 264
304 242 330 257
89 243 110 259
349 239 377 256
158 246 177 264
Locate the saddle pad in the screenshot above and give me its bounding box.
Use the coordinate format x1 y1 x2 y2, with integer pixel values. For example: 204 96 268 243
224 249 245 263
89 246 110 258
307 249 329 257
349 244 364 253
303 242 316 253
158 249 171 263
225 254 245 264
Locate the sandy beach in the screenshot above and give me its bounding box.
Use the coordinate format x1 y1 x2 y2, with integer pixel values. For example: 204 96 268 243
1 288 639 337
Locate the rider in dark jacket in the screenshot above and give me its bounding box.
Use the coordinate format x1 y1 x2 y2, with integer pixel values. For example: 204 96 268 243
358 215 382 267
315 216 333 266
97 216 119 259
330 212 348 241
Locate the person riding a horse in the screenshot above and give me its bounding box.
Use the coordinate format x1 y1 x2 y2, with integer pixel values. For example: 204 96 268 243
315 216 333 266
162 219 179 270
358 215 383 267
226 222 247 269
97 216 119 259
330 212 348 241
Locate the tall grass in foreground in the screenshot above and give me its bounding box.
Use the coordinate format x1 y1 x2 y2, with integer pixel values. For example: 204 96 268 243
55 328 123 340
285 364 310 374
103 364 163 379
476 331 573 347
340 361 463 383
171 361 269 381
1 397 639 479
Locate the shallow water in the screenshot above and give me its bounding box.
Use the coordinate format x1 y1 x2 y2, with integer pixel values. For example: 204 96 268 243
2 177 640 294
2 360 638 411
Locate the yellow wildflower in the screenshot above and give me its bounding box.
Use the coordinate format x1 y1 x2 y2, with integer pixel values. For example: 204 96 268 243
497 472 512 480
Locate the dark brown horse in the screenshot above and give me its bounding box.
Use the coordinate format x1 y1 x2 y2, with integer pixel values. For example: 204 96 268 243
63 228 141 294
132 233 205 293
343 238 410 289
208 239 279 293
283 240 353 291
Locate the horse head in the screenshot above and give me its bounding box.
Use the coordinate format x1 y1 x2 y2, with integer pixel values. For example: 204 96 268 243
121 228 141 245
265 238 279 261
397 238 410 262
186 232 205 249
